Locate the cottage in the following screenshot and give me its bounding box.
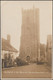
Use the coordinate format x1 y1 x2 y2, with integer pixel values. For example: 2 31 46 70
2 35 18 68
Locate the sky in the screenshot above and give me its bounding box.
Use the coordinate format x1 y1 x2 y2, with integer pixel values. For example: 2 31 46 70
1 1 52 51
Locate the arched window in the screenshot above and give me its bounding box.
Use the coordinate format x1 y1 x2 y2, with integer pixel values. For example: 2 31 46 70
26 56 30 62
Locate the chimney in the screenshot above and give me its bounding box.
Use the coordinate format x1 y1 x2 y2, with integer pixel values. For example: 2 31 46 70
7 35 10 44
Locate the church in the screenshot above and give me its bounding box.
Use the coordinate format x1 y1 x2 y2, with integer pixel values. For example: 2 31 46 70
19 7 40 62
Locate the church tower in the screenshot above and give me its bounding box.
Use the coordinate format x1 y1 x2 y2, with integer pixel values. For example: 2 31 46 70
19 7 40 62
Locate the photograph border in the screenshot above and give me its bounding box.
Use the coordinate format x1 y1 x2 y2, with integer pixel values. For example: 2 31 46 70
0 0 53 80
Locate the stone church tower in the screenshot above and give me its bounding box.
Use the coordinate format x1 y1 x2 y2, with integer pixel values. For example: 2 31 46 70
19 7 40 62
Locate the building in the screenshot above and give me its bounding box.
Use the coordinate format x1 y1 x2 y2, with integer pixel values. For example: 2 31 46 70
2 35 18 68
40 44 46 63
19 7 40 62
46 35 52 66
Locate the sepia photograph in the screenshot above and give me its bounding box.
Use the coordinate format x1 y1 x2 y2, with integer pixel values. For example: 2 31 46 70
1 1 52 79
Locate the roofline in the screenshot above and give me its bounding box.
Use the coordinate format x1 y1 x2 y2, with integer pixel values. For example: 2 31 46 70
2 49 18 53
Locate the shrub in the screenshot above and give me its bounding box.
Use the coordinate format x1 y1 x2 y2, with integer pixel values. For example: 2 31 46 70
15 57 28 66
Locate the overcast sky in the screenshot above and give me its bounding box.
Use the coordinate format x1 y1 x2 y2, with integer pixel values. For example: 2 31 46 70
1 1 52 51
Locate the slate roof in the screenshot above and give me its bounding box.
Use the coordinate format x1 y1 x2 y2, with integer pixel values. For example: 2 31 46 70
2 38 18 52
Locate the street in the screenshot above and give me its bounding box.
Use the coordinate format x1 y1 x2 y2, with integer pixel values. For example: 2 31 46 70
2 63 52 78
